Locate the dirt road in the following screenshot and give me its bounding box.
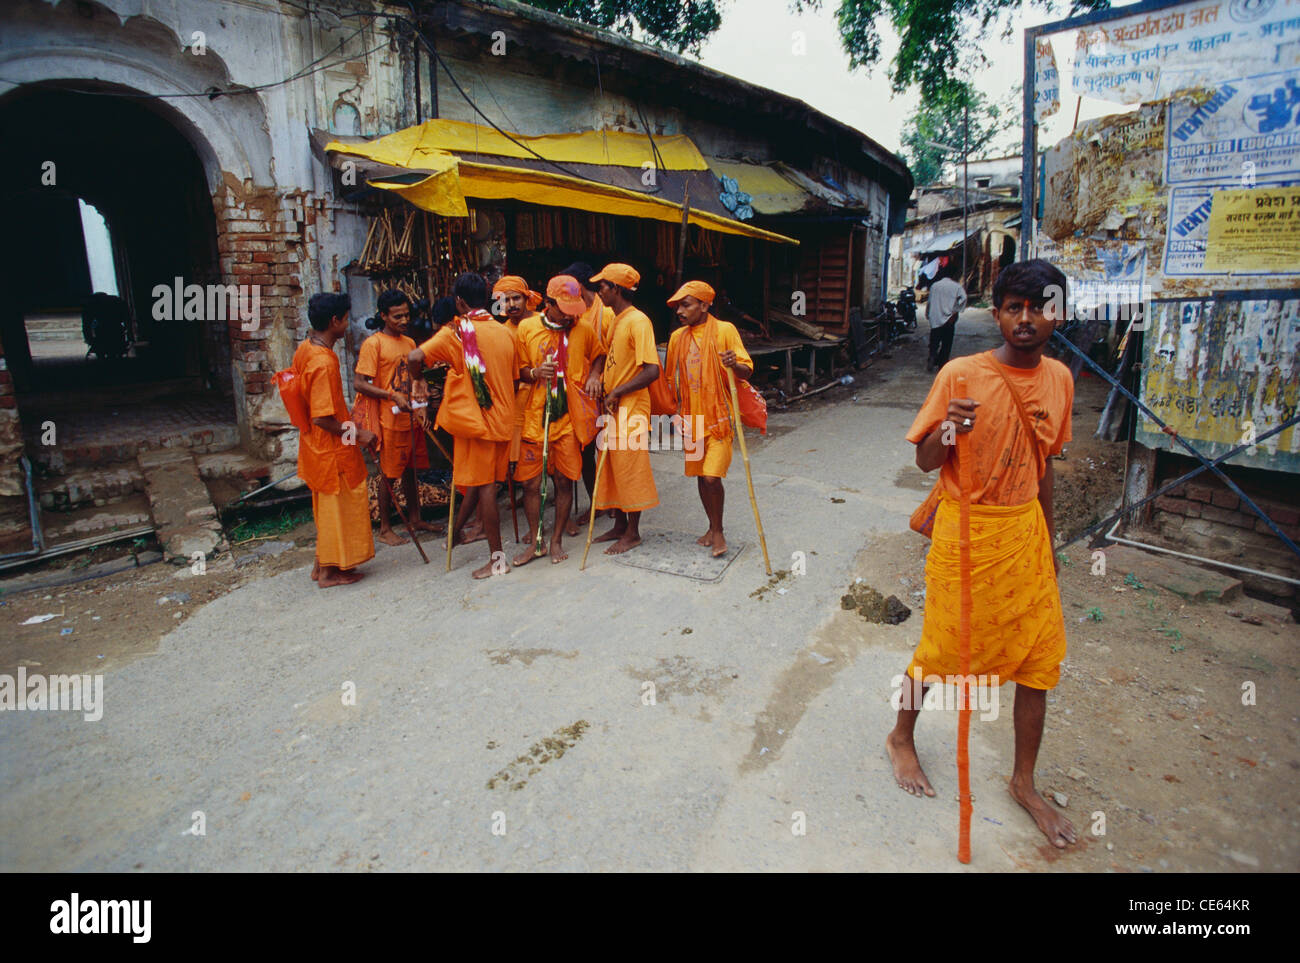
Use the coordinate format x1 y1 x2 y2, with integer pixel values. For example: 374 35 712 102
2 314 1295 871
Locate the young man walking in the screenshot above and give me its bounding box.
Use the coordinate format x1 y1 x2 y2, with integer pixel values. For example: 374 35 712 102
663 281 754 558
926 263 968 372
887 259 1078 850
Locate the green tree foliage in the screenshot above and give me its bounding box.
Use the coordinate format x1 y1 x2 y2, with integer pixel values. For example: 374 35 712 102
520 0 724 56
901 81 1017 185
796 0 1110 97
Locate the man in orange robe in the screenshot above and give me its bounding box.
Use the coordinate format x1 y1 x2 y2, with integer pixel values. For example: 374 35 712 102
491 275 542 472
294 292 375 588
407 272 517 579
511 275 601 566
589 263 660 555
562 261 615 535
887 259 1078 850
354 289 435 546
663 281 754 558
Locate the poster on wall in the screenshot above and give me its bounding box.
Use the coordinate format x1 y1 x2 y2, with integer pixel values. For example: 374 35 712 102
1138 295 1300 472
1073 0 1300 105
1165 66 1300 185
1204 185 1300 271
1163 180 1300 274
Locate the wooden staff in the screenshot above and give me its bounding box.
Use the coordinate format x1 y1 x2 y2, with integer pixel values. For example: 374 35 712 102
580 444 610 571
955 373 974 864
445 471 456 572
726 367 771 575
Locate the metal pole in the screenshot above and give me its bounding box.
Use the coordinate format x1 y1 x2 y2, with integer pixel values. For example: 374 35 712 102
962 97 969 290
1020 28 1037 262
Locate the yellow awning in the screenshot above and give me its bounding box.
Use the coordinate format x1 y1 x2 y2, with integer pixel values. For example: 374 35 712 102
325 118 708 171
327 123 797 245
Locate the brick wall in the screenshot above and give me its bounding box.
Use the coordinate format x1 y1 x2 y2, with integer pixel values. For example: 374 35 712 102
1149 475 1300 600
211 174 316 462
0 333 30 537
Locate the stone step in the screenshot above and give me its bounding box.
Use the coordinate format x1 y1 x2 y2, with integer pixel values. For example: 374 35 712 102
1102 544 1244 603
138 449 225 562
35 461 145 511
39 491 153 541
29 424 241 471
194 449 271 483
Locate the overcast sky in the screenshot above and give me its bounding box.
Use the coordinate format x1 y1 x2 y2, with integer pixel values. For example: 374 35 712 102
692 0 1143 163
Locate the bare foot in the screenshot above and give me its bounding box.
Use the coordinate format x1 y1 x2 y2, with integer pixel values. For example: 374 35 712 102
311 561 320 581
566 517 581 537
378 528 408 546
513 542 542 566
472 559 506 580
460 526 486 544
604 534 642 555
318 567 365 588
550 538 569 563
696 531 712 546
1008 777 1077 849
886 730 936 797
710 531 728 558
593 524 625 543
411 519 444 535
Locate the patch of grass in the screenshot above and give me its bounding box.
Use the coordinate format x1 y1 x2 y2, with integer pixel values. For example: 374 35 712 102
1156 622 1183 642
1086 606 1104 622
1123 572 1144 589
228 506 313 544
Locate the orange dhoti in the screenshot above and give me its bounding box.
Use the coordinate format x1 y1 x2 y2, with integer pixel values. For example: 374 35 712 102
908 496 1066 690
312 471 375 570
377 426 429 479
684 435 732 478
517 432 582 482
452 436 509 488
594 440 659 513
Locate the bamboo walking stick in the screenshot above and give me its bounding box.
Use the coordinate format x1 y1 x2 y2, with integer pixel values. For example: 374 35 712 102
445 473 456 572
725 367 771 575
955 374 974 864
509 476 521 543
580 444 610 571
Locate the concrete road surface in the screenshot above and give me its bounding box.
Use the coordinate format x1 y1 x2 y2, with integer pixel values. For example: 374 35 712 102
4 320 1055 871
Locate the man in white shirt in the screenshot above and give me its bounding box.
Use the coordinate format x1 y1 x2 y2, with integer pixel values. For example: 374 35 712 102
926 265 967 372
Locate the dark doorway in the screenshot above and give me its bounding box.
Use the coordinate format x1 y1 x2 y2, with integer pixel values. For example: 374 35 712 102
0 86 229 404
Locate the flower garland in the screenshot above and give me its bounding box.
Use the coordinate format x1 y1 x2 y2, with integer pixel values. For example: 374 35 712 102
459 311 493 410
540 314 570 422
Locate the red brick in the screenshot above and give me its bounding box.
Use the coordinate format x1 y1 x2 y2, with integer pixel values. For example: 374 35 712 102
1211 490 1239 510
1155 495 1193 516
251 251 277 264
1186 484 1213 503
231 263 261 275
0 396 14 409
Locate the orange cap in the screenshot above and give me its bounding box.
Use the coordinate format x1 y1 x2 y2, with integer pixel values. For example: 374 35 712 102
590 263 640 290
546 275 586 316
667 281 716 307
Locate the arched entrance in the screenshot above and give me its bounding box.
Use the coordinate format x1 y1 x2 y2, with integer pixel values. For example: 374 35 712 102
0 84 237 466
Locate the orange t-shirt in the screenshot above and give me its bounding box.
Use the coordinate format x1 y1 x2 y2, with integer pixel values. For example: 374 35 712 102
292 339 367 494
906 351 1073 506
514 313 601 443
355 329 417 431
583 295 615 346
418 312 517 442
601 306 659 435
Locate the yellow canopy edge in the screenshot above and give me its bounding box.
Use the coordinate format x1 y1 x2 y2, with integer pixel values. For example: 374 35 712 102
326 118 708 171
